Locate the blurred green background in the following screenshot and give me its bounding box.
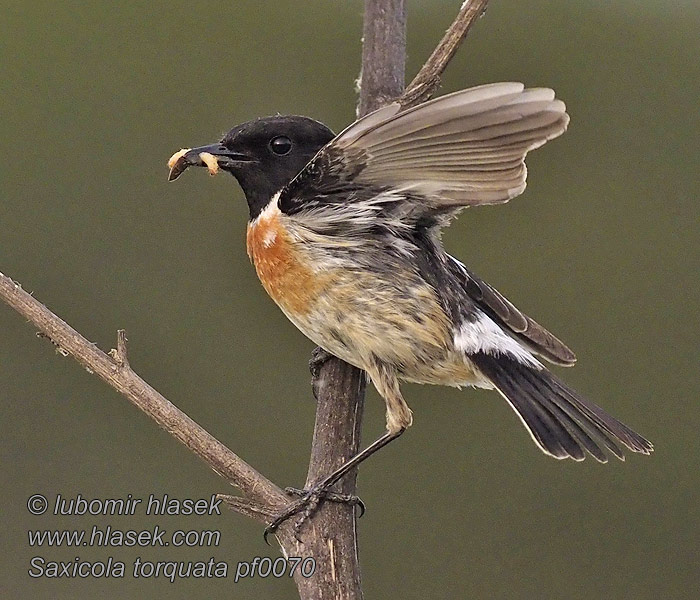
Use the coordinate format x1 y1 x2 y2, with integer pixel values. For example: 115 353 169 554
1 1 698 598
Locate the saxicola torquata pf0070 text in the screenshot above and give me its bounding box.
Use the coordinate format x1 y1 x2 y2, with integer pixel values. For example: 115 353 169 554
168 83 653 535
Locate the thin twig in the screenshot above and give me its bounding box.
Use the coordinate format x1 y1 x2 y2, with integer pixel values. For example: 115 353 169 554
401 0 490 108
217 494 279 523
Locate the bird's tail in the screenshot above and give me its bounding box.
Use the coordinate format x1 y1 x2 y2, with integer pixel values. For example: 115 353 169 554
470 352 653 462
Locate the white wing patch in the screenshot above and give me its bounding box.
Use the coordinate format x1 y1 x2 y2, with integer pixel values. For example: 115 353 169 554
454 312 542 368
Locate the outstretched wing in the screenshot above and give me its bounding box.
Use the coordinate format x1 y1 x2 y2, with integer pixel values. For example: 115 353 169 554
278 82 575 368
281 82 569 219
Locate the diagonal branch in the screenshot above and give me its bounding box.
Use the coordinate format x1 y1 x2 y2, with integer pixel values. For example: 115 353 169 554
401 0 490 108
0 271 287 512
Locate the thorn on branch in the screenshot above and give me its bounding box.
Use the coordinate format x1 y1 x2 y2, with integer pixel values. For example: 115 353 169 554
109 329 129 368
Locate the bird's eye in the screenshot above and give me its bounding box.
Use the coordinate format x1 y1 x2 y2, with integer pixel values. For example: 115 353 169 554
269 136 293 156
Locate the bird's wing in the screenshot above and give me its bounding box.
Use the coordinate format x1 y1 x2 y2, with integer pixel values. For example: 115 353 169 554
447 255 577 366
281 82 569 216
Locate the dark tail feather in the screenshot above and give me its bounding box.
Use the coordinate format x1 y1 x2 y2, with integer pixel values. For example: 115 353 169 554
470 352 653 462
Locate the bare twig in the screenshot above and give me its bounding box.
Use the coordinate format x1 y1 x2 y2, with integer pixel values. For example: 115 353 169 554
217 494 279 523
401 0 490 108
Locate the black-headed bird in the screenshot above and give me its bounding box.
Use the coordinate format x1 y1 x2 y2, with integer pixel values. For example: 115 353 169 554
168 83 652 535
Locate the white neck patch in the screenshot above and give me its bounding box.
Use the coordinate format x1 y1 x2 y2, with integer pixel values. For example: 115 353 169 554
250 191 282 225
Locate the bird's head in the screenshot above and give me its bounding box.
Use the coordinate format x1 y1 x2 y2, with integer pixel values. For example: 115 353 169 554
168 115 335 218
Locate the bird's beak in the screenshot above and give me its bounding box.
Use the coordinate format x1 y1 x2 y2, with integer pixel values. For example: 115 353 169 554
167 143 254 181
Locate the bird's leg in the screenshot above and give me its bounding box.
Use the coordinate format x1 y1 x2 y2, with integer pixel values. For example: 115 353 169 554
265 361 410 543
264 428 405 543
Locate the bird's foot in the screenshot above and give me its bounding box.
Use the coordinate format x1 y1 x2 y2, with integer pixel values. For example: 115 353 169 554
284 487 366 517
263 485 365 544
309 347 333 378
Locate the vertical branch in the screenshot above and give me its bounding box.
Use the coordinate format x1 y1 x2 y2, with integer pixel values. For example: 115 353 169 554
296 354 367 600
296 1 406 599
358 0 407 116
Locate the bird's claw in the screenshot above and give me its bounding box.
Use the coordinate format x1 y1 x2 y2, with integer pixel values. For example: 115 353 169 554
285 487 366 518
263 489 322 545
263 485 366 545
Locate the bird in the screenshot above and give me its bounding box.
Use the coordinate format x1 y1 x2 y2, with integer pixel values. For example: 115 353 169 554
167 82 653 536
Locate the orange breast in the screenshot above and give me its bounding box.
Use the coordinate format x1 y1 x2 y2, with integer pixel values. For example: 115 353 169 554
246 208 320 316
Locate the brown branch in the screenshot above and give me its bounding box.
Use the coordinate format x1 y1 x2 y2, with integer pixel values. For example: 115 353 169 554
0 1 491 598
217 494 279 523
401 0 490 108
0 271 287 512
358 0 407 116
292 3 408 598
296 2 492 596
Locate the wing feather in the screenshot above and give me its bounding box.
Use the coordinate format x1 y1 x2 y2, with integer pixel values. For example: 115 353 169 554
328 82 569 206
282 82 568 216
449 256 577 366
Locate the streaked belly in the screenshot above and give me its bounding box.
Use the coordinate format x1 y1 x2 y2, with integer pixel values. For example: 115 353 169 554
246 204 482 386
